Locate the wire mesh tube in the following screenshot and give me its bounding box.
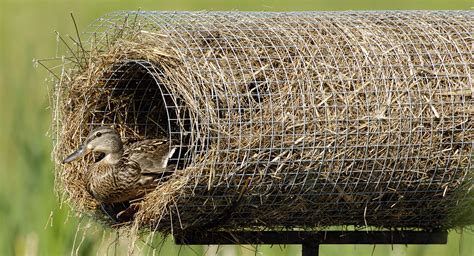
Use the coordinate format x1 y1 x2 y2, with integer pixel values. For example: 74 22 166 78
54 11 473 233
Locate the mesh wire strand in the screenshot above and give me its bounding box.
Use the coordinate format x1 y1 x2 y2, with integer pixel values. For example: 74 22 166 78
54 11 473 232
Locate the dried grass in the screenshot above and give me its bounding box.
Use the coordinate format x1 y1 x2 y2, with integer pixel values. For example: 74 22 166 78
53 11 473 235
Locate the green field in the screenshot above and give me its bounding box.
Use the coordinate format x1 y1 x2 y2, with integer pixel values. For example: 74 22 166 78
0 0 472 255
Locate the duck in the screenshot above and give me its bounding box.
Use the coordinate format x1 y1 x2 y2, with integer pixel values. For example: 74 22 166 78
62 127 177 204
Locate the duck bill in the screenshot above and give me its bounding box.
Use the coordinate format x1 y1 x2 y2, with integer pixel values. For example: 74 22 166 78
62 144 88 164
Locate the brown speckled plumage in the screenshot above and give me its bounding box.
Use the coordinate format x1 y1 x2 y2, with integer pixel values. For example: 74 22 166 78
63 127 176 204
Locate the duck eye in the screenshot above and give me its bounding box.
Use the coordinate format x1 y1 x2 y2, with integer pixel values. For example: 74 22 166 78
96 132 102 137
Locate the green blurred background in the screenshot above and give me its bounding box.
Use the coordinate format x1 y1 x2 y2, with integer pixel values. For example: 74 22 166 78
0 0 472 255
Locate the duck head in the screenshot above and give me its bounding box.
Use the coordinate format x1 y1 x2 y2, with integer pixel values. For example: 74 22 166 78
62 127 123 164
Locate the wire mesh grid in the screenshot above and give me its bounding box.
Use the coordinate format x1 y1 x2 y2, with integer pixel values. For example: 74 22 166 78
54 11 473 232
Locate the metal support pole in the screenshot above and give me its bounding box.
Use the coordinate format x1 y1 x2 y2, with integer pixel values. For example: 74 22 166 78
175 230 448 245
174 230 447 256
302 242 319 256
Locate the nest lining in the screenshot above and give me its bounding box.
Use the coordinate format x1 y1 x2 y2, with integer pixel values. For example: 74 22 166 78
54 11 473 234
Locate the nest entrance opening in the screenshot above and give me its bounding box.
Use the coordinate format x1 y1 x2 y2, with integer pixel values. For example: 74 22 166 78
89 60 190 168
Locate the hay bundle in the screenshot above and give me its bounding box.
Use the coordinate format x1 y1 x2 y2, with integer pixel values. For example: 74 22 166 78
53 11 473 233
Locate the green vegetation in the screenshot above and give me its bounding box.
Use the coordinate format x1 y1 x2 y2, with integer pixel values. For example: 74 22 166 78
0 0 471 255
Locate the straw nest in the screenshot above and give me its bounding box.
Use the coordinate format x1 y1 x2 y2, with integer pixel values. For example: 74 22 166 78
53 11 473 234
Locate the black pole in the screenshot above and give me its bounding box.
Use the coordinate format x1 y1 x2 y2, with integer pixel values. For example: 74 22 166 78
302 242 319 256
175 230 448 245
174 230 447 256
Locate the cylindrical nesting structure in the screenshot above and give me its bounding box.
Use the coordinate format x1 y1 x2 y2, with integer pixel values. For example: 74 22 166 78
54 11 473 233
